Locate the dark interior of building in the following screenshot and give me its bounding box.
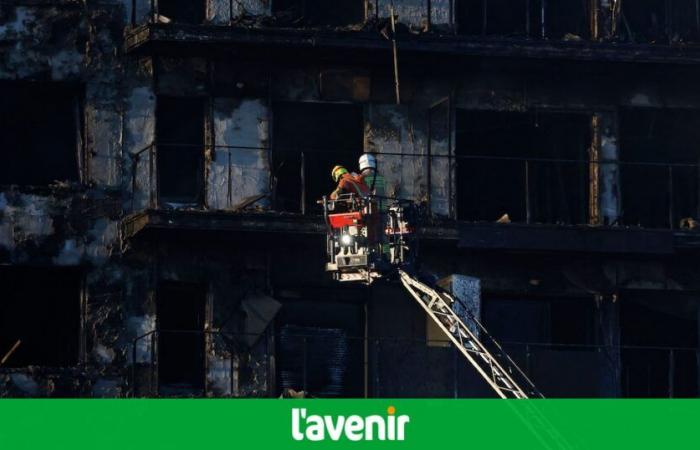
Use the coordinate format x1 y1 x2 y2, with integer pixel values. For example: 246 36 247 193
619 108 700 229
272 0 364 26
457 0 531 36
456 110 591 224
456 0 589 38
0 82 80 186
620 293 698 397
272 102 364 213
157 281 206 393
483 296 596 346
545 0 590 39
619 0 700 43
157 0 206 24
274 287 365 397
0 267 81 367
156 96 205 206
483 295 610 397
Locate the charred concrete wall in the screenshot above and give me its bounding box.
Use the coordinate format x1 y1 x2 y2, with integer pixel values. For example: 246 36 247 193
0 2 131 397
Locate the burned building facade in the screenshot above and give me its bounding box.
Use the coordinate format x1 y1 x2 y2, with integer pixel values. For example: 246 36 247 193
2 0 700 398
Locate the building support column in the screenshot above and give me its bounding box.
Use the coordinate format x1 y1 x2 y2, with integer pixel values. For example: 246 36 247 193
592 0 616 41
590 112 621 226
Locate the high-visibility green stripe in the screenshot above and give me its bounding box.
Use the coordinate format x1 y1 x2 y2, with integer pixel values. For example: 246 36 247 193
1 399 699 449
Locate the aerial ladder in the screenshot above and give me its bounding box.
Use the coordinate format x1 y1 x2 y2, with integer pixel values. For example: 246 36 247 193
320 193 541 399
320 194 576 448
398 269 540 399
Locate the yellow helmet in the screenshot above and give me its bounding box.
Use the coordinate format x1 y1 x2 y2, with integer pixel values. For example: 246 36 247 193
332 165 348 182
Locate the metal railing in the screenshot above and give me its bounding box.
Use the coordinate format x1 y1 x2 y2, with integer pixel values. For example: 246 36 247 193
130 0 439 28
129 141 700 230
456 0 590 39
128 0 700 45
130 329 273 398
616 0 700 44
130 329 700 398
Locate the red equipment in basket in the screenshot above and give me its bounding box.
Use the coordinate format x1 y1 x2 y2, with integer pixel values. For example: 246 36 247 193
328 211 365 229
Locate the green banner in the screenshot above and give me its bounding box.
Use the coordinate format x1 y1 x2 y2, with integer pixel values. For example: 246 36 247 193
0 399 697 449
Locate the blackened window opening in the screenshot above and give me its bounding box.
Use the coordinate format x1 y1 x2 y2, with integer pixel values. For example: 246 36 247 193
483 296 596 347
619 0 700 43
0 267 81 367
157 0 206 24
272 0 364 26
272 102 364 214
456 0 589 39
0 82 81 186
157 281 206 394
545 0 590 39
457 0 532 36
156 96 205 206
274 290 365 397
456 110 591 224
620 294 698 398
483 296 601 397
619 108 700 229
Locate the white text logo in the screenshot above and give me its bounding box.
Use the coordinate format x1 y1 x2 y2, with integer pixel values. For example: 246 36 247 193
291 406 410 441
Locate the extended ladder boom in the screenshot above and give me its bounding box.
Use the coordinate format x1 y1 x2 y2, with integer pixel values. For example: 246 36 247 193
398 269 542 399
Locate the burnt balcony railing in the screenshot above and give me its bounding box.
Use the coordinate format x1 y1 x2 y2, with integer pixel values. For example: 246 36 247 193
129 141 700 230
130 329 700 398
130 0 438 28
129 0 700 45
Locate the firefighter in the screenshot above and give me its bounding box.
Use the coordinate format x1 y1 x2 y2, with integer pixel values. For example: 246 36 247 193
358 153 385 198
357 154 387 253
330 165 368 200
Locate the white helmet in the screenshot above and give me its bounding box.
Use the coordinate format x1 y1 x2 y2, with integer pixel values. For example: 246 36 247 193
359 153 377 171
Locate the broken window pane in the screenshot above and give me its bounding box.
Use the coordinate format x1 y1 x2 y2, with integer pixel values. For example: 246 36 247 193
619 108 700 229
156 96 205 206
620 294 698 397
272 102 364 214
0 82 80 186
0 267 81 367
272 0 364 26
157 0 206 24
455 110 591 224
157 281 206 395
